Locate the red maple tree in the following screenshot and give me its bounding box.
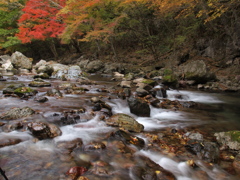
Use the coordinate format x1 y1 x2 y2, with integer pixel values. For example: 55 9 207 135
16 0 66 43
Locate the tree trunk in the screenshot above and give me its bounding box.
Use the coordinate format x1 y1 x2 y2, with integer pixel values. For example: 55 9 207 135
48 39 58 59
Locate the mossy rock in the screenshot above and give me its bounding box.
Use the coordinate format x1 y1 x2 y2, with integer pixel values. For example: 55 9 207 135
163 69 173 75
29 79 51 87
14 87 38 97
2 84 25 94
141 79 156 86
162 74 178 87
226 131 240 143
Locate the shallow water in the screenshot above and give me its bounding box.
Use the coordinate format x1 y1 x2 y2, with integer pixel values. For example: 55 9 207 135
0 73 240 180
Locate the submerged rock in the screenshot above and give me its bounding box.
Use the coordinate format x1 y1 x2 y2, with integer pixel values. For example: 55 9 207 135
0 137 22 148
0 107 35 120
110 130 145 149
46 88 63 97
131 155 175 180
34 96 48 103
106 113 144 133
56 138 83 154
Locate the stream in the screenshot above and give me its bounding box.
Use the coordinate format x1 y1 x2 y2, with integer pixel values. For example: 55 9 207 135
0 72 240 180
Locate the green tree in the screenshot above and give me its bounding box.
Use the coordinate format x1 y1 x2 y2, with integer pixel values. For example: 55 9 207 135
0 0 25 52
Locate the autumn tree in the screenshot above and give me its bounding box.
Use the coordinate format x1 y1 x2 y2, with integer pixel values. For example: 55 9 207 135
0 0 25 52
16 0 66 58
58 0 123 58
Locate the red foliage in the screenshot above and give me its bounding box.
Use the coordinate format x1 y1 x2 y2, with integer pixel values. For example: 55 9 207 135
16 0 66 43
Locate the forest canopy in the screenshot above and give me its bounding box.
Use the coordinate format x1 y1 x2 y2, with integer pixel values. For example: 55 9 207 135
0 0 239 60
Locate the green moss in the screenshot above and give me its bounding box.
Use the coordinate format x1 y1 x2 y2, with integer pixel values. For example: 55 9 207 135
14 87 34 93
163 69 173 75
142 79 155 84
227 131 240 143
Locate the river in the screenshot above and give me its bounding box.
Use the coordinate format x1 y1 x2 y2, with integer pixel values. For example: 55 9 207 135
0 72 240 180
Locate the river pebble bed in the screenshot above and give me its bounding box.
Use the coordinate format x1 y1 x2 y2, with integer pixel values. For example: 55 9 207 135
0 72 240 180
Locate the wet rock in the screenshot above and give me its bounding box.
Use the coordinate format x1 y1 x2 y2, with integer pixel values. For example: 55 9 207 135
186 141 220 163
131 155 175 180
137 78 157 87
2 84 25 95
136 82 153 92
106 113 144 133
149 98 161 108
90 98 112 112
7 76 18 80
136 88 149 97
60 110 80 125
56 138 83 154
11 51 32 70
214 131 240 150
233 153 240 174
27 121 62 140
0 137 22 148
2 120 24 132
66 166 88 180
34 96 48 103
13 86 38 98
33 73 50 79
0 107 35 120
151 86 167 98
127 96 150 117
76 77 96 85
46 88 63 97
110 130 145 149
29 78 51 87
179 101 197 108
89 160 113 176
159 99 182 110
98 108 112 120
65 86 90 95
201 142 220 163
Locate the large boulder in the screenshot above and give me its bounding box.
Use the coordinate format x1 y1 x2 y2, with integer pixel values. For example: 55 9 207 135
11 51 32 70
27 121 62 140
180 60 215 83
84 60 104 73
2 59 14 71
0 107 35 120
127 96 150 117
106 113 144 133
103 63 125 74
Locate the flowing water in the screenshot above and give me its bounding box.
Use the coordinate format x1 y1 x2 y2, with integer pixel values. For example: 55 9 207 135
0 72 240 180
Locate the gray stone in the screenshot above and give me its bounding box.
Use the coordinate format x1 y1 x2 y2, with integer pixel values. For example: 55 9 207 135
11 51 32 70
